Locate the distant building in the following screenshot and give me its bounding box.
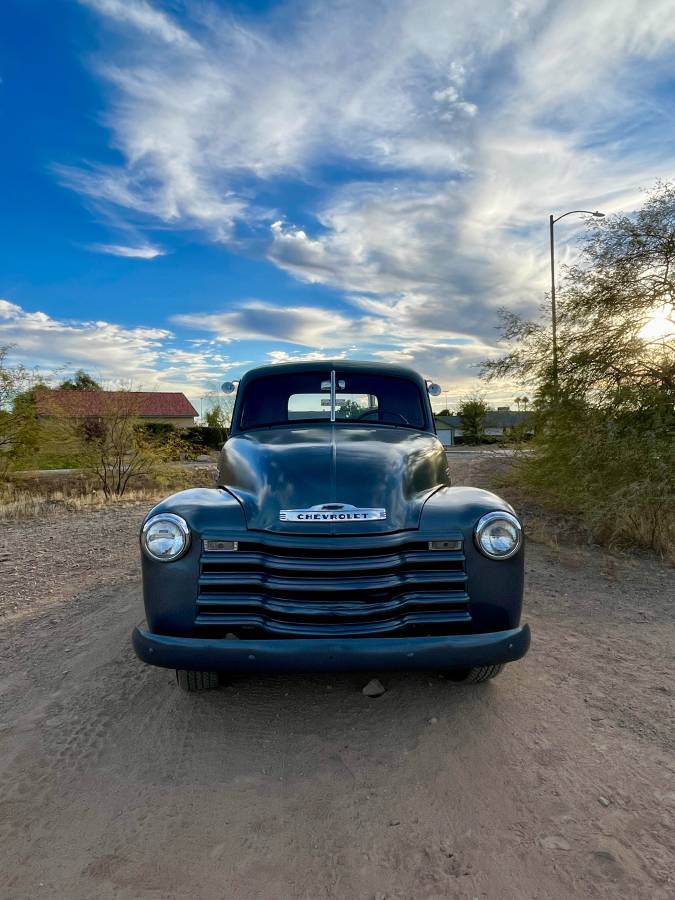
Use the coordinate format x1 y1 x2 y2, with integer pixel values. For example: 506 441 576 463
434 415 458 446
35 390 198 429
434 408 534 446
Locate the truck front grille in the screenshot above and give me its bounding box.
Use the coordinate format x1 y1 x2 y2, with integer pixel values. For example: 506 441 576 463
195 535 470 639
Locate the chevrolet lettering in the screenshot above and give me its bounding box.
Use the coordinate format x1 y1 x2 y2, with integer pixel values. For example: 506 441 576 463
280 505 387 522
134 361 530 692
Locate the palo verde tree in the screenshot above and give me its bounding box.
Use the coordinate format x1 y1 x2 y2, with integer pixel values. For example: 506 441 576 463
482 182 675 555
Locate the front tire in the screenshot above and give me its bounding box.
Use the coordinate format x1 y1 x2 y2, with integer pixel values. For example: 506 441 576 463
176 670 220 692
444 664 504 684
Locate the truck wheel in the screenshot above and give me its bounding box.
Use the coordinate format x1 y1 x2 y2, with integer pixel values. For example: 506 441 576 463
444 664 504 684
175 670 220 692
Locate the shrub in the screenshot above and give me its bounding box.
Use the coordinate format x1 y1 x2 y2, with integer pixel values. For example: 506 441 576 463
133 422 203 461
513 401 674 558
139 422 176 441
184 425 227 451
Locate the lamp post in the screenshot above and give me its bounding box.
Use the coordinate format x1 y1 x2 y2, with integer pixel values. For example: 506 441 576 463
549 209 605 391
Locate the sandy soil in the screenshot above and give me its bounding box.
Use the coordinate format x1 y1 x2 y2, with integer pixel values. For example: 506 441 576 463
1 463 674 900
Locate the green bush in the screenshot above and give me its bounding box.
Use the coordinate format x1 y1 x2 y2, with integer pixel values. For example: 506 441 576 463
184 425 227 451
139 422 176 441
512 398 674 558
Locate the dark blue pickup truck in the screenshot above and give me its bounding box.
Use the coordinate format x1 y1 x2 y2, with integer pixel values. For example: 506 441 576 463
133 361 529 691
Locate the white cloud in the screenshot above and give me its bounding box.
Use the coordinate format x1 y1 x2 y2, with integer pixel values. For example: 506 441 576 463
59 0 675 399
266 349 351 365
63 0 511 239
88 242 165 259
0 299 242 400
69 1 675 283
0 297 531 406
0 299 169 376
78 0 197 49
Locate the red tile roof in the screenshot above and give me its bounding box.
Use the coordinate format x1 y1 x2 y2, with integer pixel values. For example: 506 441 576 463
35 389 198 419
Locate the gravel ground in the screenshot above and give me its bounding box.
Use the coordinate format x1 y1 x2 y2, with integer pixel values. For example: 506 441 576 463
0 464 674 899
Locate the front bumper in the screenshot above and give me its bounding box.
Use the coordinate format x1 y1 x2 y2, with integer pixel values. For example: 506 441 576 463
132 622 530 674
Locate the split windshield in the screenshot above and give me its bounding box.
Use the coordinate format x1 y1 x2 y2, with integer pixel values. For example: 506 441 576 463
238 371 427 431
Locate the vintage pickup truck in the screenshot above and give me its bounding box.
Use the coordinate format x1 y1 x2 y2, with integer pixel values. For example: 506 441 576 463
133 361 529 691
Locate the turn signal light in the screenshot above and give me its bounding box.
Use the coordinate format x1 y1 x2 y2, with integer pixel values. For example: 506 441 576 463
203 540 238 552
428 540 462 551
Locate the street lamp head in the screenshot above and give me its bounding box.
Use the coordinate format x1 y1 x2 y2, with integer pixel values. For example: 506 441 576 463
592 211 605 218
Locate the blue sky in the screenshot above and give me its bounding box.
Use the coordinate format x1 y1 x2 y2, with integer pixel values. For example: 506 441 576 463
2 0 675 412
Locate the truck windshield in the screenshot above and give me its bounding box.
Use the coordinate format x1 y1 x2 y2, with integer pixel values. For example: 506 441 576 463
239 371 427 430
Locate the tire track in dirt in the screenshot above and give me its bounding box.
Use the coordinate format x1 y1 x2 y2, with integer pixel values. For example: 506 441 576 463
1 501 674 899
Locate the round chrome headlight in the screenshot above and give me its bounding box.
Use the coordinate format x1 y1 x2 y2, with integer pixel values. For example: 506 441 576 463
474 511 523 560
141 513 190 562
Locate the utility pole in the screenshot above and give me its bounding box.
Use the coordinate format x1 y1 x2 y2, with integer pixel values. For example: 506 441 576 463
549 214 558 392
549 209 605 394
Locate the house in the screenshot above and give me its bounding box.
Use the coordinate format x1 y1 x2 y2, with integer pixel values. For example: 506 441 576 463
434 408 534 446
434 415 459 447
482 407 535 437
35 390 198 429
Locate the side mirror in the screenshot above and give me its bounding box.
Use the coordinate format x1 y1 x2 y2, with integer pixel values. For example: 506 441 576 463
221 381 239 394
426 382 442 397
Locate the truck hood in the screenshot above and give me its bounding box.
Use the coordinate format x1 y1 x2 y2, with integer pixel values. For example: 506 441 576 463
218 425 449 534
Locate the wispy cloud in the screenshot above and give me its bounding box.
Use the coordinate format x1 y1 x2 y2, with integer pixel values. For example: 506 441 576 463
88 242 165 259
59 0 675 395
78 0 198 49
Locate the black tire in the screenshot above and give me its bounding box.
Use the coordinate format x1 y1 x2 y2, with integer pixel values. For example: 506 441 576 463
444 664 504 684
175 670 220 692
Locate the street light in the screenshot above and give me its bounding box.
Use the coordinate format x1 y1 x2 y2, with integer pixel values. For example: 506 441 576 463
549 209 605 391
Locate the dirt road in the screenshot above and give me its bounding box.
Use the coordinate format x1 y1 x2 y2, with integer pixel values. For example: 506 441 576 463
1 488 674 899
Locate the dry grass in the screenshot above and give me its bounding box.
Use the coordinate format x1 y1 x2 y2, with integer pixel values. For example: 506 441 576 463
0 463 218 522
0 484 165 521
500 468 675 563
446 451 675 563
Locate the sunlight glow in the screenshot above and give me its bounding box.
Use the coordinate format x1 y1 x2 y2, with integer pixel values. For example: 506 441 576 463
639 305 675 341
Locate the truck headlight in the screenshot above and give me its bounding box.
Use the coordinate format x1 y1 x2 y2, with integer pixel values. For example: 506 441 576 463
141 513 191 562
474 511 522 560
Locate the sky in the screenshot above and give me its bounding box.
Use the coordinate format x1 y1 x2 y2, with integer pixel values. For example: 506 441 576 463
2 0 675 413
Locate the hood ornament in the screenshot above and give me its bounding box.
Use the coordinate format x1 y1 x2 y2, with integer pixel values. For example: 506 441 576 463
280 503 386 523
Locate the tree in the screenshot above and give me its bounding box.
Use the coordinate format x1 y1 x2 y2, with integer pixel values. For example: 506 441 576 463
482 182 675 555
337 399 363 418
514 396 522 410
457 395 489 445
484 182 675 407
205 401 231 430
0 347 40 477
59 370 101 391
50 391 161 497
